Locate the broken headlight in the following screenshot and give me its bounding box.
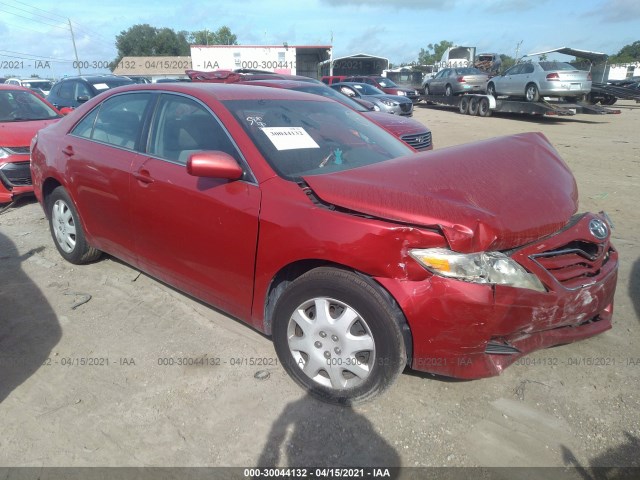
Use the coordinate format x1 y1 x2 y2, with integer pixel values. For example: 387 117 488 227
409 248 546 292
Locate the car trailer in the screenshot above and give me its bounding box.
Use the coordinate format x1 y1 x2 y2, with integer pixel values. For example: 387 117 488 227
589 82 640 105
420 93 621 117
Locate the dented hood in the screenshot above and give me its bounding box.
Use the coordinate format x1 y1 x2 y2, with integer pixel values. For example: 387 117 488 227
303 132 578 252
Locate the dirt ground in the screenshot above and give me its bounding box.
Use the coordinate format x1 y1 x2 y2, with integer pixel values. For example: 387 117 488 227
1 99 639 475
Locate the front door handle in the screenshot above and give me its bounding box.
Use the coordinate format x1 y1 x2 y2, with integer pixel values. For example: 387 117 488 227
133 169 154 184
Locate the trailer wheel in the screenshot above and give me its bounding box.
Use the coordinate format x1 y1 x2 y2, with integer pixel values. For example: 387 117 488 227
525 83 539 102
468 96 480 115
458 96 469 114
478 97 492 117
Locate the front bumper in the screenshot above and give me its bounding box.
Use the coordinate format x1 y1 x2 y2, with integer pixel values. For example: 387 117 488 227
0 157 33 203
377 212 618 379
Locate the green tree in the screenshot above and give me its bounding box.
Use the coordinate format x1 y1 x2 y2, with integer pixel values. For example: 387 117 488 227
609 40 640 63
500 54 516 70
189 26 238 45
112 24 190 66
418 40 454 65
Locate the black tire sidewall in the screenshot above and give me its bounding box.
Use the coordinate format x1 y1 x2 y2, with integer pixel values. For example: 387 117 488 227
272 268 406 405
47 187 91 264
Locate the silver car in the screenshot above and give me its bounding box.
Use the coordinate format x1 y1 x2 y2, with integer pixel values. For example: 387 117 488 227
486 61 592 102
330 82 413 116
422 67 489 96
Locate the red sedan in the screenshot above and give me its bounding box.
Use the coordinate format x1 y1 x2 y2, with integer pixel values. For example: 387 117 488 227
0 85 61 204
30 83 618 404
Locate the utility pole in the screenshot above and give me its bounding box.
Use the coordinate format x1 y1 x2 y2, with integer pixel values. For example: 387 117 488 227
514 40 523 62
69 19 81 75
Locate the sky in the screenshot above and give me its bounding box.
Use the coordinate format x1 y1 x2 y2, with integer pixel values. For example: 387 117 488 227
0 0 639 79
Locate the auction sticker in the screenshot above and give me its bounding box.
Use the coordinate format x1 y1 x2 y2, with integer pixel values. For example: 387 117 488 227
261 127 319 151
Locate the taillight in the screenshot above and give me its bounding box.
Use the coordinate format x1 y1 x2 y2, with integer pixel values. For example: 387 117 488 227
546 73 560 81
456 76 466 83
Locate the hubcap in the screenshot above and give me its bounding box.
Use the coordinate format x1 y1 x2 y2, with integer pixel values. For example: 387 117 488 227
287 297 375 390
52 199 77 253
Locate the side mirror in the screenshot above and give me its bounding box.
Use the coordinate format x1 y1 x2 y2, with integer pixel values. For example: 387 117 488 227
187 151 243 180
76 95 90 103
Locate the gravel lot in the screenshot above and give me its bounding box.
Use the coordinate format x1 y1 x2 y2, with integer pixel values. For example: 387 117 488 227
1 99 638 476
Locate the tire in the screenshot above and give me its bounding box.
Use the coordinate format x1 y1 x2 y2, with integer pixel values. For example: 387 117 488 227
458 96 470 114
604 95 617 105
47 187 101 264
525 83 539 102
487 83 497 98
272 267 407 405
478 97 492 117
468 96 480 115
423 85 430 96
445 84 453 97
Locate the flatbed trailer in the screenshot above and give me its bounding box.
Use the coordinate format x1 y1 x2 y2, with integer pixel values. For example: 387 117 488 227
589 83 640 105
420 94 621 117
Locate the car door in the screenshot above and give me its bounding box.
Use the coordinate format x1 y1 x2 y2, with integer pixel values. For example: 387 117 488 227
499 64 523 95
429 69 449 94
65 92 153 264
130 92 261 320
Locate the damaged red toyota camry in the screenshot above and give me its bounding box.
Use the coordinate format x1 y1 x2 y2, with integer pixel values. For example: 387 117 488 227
30 83 618 404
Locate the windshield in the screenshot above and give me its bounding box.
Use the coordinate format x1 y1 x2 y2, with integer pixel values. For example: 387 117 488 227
292 84 369 112
454 67 485 75
223 99 412 180
349 83 385 95
23 80 53 90
0 90 59 122
89 78 134 91
376 78 399 88
539 62 578 72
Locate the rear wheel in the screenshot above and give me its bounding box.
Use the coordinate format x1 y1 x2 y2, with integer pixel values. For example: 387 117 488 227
478 97 492 117
525 83 540 102
47 187 101 264
468 96 480 115
272 267 407 405
458 96 470 114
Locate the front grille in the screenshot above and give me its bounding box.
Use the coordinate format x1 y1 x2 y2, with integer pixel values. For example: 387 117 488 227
0 161 32 187
485 340 521 355
530 240 612 289
401 131 432 150
400 103 413 113
3 146 30 155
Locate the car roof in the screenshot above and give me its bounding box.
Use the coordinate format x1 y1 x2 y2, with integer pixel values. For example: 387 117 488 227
81 82 335 103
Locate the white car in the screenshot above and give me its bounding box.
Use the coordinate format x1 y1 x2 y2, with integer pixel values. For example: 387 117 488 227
4 78 54 97
486 62 592 102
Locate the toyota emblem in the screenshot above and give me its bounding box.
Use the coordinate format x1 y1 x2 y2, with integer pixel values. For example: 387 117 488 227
589 219 609 240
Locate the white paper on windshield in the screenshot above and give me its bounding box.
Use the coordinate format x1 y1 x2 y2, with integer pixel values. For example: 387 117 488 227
260 127 319 151
93 83 109 90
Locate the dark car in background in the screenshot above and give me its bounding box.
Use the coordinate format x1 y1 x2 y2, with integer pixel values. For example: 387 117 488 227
0 85 61 203
330 82 414 116
345 75 420 102
422 67 490 96
46 75 135 109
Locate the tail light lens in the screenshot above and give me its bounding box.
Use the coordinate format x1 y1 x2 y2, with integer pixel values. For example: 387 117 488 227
457 76 466 83
546 73 560 81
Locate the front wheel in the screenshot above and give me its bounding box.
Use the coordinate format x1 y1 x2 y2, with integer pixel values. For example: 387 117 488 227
272 267 407 405
525 83 540 102
487 83 497 98
47 187 101 264
445 84 453 96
